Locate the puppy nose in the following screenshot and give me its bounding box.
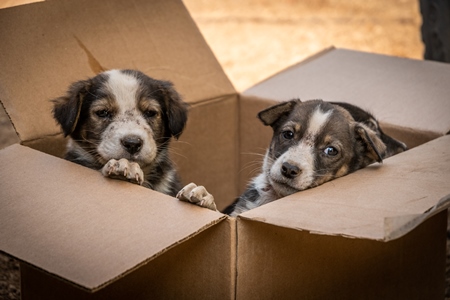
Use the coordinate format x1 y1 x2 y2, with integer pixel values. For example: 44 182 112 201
121 136 143 154
281 162 300 178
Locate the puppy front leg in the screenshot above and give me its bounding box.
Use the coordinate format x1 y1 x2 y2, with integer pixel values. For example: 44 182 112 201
176 183 217 211
101 158 145 185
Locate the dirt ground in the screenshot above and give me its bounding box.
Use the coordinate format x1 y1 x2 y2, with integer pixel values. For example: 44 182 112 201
1 0 447 299
183 0 423 91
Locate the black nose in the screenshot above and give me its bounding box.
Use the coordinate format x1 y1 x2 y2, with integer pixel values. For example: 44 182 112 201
281 162 300 178
121 136 143 154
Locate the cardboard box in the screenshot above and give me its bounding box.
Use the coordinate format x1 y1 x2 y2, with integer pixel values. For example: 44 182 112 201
1 0 449 299
238 49 450 299
0 0 237 298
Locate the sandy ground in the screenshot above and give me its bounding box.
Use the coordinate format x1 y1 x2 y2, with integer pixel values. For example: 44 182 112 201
183 0 423 91
1 0 447 299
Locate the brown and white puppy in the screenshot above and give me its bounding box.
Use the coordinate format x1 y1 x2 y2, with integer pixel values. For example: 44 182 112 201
178 99 406 216
52 69 188 196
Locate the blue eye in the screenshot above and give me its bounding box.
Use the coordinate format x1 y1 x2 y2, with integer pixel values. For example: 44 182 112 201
324 146 338 156
282 130 294 140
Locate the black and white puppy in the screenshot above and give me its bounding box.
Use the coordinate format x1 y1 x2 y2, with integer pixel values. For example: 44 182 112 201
177 99 406 216
52 69 188 196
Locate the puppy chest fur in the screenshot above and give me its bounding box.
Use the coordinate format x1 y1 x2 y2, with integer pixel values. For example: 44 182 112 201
52 69 188 196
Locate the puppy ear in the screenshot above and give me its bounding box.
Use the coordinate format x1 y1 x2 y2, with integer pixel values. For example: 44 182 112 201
52 80 90 137
160 81 188 139
258 99 299 126
354 123 387 163
378 129 407 158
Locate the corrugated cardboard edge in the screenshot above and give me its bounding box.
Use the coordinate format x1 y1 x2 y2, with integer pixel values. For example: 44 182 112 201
384 194 450 242
237 194 450 243
228 217 238 300
3 214 229 293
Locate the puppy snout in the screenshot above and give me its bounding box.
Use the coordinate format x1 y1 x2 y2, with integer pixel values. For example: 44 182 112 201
281 162 300 179
121 135 143 154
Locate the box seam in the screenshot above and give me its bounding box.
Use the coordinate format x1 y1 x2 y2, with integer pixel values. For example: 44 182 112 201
0 100 20 140
231 217 238 300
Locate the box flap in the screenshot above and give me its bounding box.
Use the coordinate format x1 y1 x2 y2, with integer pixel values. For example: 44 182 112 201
0 0 235 143
244 48 450 137
239 135 450 241
0 144 225 291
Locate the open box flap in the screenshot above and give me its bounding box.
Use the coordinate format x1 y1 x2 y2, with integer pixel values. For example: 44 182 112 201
244 48 450 140
0 144 226 291
0 0 235 143
239 135 450 242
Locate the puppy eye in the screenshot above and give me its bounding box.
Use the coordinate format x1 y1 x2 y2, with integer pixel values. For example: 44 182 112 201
324 146 339 156
144 110 158 118
95 109 111 118
282 130 294 140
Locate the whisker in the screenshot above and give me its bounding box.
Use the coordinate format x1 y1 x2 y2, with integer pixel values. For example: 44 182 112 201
169 151 188 160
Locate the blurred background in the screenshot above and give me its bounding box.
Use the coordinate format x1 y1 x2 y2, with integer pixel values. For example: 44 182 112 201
183 0 423 91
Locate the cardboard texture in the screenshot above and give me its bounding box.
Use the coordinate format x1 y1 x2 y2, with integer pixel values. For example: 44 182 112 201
237 211 446 300
1 0 450 298
20 218 236 299
173 95 240 209
0 145 235 298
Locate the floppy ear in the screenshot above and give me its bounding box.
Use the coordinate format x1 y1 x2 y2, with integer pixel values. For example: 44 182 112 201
52 80 90 137
378 129 407 158
160 81 189 139
258 99 300 126
354 123 387 163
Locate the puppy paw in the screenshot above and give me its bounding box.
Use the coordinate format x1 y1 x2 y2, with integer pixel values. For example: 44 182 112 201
176 183 217 211
101 158 145 185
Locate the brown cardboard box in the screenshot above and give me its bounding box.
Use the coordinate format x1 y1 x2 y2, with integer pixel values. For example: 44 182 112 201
238 49 450 299
236 135 450 299
0 0 237 298
0 145 236 299
1 0 450 299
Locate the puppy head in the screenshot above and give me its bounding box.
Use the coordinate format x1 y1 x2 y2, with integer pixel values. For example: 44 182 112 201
52 69 188 167
258 99 387 197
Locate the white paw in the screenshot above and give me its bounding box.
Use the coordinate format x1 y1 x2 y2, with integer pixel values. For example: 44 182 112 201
176 183 217 211
101 158 144 185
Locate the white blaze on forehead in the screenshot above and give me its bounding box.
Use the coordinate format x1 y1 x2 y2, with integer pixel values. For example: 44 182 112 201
104 70 140 112
97 70 157 165
306 106 333 138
